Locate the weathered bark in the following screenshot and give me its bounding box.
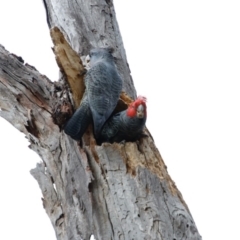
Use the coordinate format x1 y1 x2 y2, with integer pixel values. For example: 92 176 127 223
0 1 202 240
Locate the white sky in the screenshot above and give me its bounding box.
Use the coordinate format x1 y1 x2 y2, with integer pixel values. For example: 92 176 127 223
0 1 240 239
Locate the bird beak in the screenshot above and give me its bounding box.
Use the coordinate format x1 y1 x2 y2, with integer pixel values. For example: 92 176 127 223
137 104 145 118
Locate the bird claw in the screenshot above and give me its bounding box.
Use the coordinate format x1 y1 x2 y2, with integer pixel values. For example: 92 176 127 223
140 133 148 138
119 140 126 144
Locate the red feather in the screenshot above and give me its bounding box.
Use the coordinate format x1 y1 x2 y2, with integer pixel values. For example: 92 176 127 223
126 96 147 117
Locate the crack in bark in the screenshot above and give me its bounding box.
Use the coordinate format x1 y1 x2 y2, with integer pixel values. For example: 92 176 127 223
161 183 174 236
17 81 50 110
55 213 65 226
102 181 115 239
42 0 52 28
56 138 65 193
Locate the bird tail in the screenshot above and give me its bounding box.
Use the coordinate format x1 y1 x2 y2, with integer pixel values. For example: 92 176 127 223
64 104 91 141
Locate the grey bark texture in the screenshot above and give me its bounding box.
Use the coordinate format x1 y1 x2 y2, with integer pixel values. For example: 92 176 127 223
0 1 202 240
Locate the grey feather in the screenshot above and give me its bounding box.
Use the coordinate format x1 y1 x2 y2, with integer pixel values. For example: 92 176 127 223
84 48 123 138
100 109 146 143
64 93 92 141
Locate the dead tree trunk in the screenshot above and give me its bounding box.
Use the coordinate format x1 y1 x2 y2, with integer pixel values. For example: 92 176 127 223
0 1 201 240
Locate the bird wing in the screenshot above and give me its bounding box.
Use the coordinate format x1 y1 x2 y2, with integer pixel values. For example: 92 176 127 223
99 112 122 143
120 115 147 141
85 62 122 137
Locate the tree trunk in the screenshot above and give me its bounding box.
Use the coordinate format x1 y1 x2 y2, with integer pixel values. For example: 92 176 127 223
0 1 201 240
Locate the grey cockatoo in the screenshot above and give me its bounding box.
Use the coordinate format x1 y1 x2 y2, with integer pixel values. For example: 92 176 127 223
64 48 123 141
99 96 147 143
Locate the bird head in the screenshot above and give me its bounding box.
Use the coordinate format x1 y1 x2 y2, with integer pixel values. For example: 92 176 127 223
89 48 114 66
126 96 147 118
